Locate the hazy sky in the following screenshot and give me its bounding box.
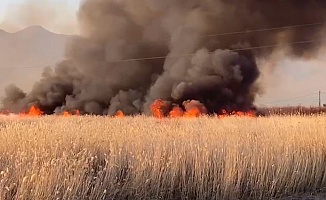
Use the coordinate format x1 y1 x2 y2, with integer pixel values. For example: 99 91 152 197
0 0 80 34
256 55 326 107
0 0 325 106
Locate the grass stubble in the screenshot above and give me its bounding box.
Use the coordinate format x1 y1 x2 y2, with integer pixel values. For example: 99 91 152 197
0 115 325 199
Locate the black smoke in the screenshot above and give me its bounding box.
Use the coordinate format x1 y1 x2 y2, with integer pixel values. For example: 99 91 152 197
2 0 326 115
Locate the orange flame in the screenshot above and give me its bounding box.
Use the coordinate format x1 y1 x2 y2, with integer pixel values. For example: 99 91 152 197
150 99 256 118
62 110 80 116
184 107 202 118
115 110 125 118
150 99 169 118
218 109 256 118
217 109 228 119
21 106 44 116
169 106 184 118
182 100 207 118
233 110 256 117
1 100 256 118
63 111 71 116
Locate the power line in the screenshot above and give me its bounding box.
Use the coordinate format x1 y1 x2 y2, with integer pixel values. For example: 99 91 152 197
149 21 326 42
204 21 326 37
0 37 321 71
261 92 319 105
88 38 325 63
0 37 322 71
0 21 325 71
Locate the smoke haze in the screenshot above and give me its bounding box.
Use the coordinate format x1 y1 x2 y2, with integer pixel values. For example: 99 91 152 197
2 0 326 115
0 0 78 35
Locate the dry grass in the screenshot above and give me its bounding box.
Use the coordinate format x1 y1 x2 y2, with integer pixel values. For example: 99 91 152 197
0 115 326 199
259 106 326 116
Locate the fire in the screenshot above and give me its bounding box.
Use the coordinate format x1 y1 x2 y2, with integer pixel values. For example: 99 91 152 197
115 110 125 118
218 109 256 118
183 100 207 118
21 105 44 116
184 107 202 118
1 100 256 118
218 109 229 119
168 105 206 118
62 110 80 116
0 106 44 117
169 106 184 118
0 106 81 117
18 107 81 117
150 99 256 118
150 99 169 118
63 111 71 116
232 110 256 117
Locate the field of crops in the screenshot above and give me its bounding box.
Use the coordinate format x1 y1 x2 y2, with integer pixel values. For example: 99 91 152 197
0 115 326 199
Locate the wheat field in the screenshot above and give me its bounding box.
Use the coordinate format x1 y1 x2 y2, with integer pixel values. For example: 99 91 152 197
0 115 326 199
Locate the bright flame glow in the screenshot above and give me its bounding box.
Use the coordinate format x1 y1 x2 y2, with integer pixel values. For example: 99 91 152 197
150 99 168 118
184 107 202 118
20 106 44 116
62 110 81 116
169 106 184 118
150 99 256 118
115 110 125 118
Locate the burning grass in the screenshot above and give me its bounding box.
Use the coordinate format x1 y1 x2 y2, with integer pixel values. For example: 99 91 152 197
0 115 326 199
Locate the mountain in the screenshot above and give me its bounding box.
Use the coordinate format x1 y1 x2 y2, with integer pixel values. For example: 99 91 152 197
0 29 8 36
0 26 71 98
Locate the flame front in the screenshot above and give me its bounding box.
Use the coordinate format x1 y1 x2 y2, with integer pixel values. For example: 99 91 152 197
150 99 256 118
169 106 184 118
63 111 71 116
18 107 81 117
21 106 44 116
218 109 256 118
184 107 202 118
232 110 256 117
115 110 125 118
150 99 169 118
1 100 256 118
62 110 80 116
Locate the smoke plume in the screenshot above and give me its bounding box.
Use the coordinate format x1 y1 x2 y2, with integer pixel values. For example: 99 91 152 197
2 0 326 115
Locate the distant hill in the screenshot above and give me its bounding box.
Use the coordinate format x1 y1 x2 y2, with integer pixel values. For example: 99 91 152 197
0 26 71 98
0 30 8 36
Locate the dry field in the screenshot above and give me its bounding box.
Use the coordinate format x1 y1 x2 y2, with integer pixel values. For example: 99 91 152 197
0 115 326 199
259 106 326 116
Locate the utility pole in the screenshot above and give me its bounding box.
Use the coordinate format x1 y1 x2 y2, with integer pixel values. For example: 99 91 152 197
319 90 321 107
319 90 322 114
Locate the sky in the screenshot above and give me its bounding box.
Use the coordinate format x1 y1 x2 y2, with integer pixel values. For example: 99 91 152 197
0 0 80 34
0 0 325 107
255 56 326 107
